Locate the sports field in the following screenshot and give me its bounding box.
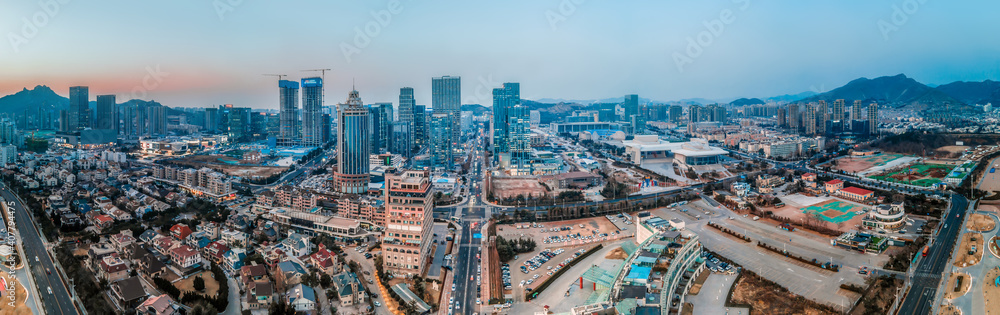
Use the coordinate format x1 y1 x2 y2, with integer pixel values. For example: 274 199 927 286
868 163 952 187
826 153 908 173
801 200 864 224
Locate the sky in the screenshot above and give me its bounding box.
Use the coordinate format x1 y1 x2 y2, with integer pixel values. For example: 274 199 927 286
2 0 999 109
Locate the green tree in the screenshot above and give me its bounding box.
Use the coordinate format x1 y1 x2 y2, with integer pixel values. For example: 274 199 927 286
193 276 206 292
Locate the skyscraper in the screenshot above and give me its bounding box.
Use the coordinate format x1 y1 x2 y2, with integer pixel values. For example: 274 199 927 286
492 83 519 165
414 105 426 149
624 94 639 119
777 107 786 127
852 100 863 121
301 77 324 147
804 103 817 135
398 87 416 156
369 103 393 154
832 99 845 121
278 80 300 146
95 95 118 134
204 107 219 132
147 105 167 136
816 100 828 134
669 105 683 123
429 112 453 169
868 102 879 135
788 103 800 131
335 90 370 194
68 86 89 131
381 168 433 276
432 76 461 148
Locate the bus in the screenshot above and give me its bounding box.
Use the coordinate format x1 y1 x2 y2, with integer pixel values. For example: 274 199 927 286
921 246 929 257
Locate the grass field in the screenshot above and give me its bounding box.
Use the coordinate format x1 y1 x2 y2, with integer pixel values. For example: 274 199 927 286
868 163 952 187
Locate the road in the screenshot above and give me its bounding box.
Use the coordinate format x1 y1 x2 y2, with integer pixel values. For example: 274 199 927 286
898 193 969 315
247 148 330 193
1 187 78 315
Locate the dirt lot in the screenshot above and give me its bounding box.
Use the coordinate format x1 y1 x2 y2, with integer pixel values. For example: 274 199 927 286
771 194 867 233
730 271 838 315
0 270 32 315
969 213 996 232
166 155 287 178
176 271 220 298
499 216 626 249
953 233 985 268
985 267 1000 315
605 247 628 260
687 270 710 295
980 162 1000 192
937 145 970 156
939 303 961 315
490 177 549 200
944 272 971 300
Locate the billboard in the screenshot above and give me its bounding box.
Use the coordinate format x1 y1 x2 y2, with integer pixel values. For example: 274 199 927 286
302 77 323 87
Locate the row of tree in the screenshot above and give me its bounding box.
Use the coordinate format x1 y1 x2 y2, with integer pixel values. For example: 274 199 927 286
496 236 537 262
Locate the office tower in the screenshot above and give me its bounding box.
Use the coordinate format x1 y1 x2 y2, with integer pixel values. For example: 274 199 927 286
429 112 453 169
596 103 616 122
414 105 426 149
278 80 300 146
777 107 786 127
391 122 410 156
146 105 167 136
122 103 144 139
398 87 416 156
301 77 324 147
816 101 828 134
95 95 118 135
529 110 540 128
266 113 280 138
669 105 683 123
369 103 392 154
381 168 433 276
204 107 219 132
68 86 88 131
491 82 520 165
788 103 800 130
322 114 332 144
624 94 639 119
832 99 845 121
335 90 370 194
852 100 863 121
804 103 817 135
432 76 461 148
250 112 269 140
59 110 70 133
868 102 879 135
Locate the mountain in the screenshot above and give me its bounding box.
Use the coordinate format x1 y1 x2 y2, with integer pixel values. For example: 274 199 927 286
729 98 765 106
460 104 491 115
0 85 68 114
766 91 816 103
797 74 963 110
935 80 1000 106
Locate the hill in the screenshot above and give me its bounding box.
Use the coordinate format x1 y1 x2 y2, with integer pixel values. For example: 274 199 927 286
798 74 963 110
460 104 491 115
729 98 765 106
935 80 1000 106
0 85 68 114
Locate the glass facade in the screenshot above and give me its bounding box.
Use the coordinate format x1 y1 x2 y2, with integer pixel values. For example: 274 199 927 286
301 77 324 147
336 90 370 194
279 80 300 145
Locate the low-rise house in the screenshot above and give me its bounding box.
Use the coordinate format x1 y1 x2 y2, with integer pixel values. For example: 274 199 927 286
310 244 337 275
98 253 130 282
138 294 181 315
170 223 193 241
245 281 274 310
274 260 306 293
331 272 366 307
202 241 230 264
223 248 247 275
240 264 269 291
280 232 313 257
111 276 148 309
285 283 317 313
169 245 202 269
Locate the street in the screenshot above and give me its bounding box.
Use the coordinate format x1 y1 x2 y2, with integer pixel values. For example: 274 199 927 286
898 194 969 315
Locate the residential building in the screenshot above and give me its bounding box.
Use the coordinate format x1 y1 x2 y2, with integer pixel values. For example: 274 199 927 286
169 245 202 268
285 283 317 312
382 169 434 276
137 294 181 315
111 276 148 310
301 77 324 147
429 112 453 169
95 94 118 134
331 272 367 307
279 80 300 146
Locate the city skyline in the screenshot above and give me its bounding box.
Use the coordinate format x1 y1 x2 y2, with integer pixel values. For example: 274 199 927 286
3 1 999 108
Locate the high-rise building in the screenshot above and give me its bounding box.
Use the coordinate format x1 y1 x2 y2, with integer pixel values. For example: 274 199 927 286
95 95 118 134
250 112 269 140
122 103 147 139
414 105 426 149
707 104 726 122
69 86 89 131
852 100 863 121
804 103 817 135
868 102 879 135
335 90 370 194
777 107 786 127
529 110 540 128
278 80 300 146
429 112 453 169
598 103 617 122
624 94 639 119
381 168 433 276
391 122 410 156
669 105 683 123
301 77 324 147
369 103 393 154
788 103 800 131
322 114 332 144
398 87 416 157
146 105 167 136
204 107 219 132
492 83 526 168
816 100 828 134
432 76 461 148
832 99 845 122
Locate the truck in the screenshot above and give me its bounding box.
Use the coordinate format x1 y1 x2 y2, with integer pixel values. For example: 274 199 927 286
921 245 929 257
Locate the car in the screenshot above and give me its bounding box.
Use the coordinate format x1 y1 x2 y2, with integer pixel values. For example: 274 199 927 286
476 298 481 304
364 270 370 275
368 279 374 284
47 287 52 294
46 268 51 275
35 256 39 262
374 301 381 307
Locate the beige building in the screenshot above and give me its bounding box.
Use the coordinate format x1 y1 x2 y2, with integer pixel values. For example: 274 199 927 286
381 169 434 276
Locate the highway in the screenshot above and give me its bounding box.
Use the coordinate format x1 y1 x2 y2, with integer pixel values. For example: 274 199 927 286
1 186 78 315
897 194 969 315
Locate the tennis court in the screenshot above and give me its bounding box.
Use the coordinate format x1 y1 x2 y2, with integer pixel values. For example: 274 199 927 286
801 200 864 224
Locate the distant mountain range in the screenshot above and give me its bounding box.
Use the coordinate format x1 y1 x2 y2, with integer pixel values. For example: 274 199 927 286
0 85 68 114
795 74 967 111
935 80 1000 106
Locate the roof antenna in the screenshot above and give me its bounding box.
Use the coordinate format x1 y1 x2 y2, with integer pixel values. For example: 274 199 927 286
352 78 356 91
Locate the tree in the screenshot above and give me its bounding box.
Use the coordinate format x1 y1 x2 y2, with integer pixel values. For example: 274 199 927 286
193 276 206 292
320 273 332 288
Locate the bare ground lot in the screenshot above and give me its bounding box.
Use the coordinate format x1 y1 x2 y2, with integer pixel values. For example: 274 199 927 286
165 155 287 178
771 194 867 233
0 270 32 315
604 247 628 260
939 303 962 315
176 270 220 298
953 233 985 268
730 271 838 315
979 162 1000 192
969 213 996 232
944 272 971 300
490 177 548 200
986 267 1000 315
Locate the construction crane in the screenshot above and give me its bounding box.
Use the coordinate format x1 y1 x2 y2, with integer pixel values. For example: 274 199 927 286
262 74 287 83
301 68 331 81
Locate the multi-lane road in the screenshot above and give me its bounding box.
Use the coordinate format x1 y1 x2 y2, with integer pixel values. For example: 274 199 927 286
898 194 969 315
1 186 78 315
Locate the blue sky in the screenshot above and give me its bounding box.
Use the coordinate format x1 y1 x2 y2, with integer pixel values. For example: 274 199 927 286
1 0 998 108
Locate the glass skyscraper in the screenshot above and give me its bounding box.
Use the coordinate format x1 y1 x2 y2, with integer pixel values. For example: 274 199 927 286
69 86 88 131
429 112 452 169
398 87 416 157
432 76 461 151
95 94 117 134
369 102 393 154
278 80 300 146
491 83 529 172
335 90 370 194
301 77 324 147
